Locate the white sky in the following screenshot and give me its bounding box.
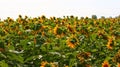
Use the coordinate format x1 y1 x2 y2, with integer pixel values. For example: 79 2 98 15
0 0 120 19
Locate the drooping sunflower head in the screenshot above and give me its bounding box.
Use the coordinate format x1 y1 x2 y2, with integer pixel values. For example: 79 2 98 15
53 24 58 35
24 15 28 19
112 50 120 63
41 15 46 20
106 36 115 49
85 64 91 67
106 39 113 49
67 24 75 33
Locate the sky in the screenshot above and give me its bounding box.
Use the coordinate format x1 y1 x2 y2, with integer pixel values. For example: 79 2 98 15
0 0 120 19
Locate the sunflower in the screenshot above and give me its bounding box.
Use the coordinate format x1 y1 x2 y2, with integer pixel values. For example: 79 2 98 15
49 62 58 67
85 64 91 67
67 23 75 33
53 24 58 35
65 65 69 67
117 63 120 67
40 61 48 67
39 18 44 23
0 22 4 27
18 31 22 35
3 29 8 34
77 52 91 64
106 43 112 49
42 31 45 36
77 54 85 63
66 35 78 48
106 37 113 49
67 40 75 48
112 50 120 63
102 60 110 67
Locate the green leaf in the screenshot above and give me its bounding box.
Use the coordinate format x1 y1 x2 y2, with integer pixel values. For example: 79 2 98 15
0 60 8 67
91 49 98 52
57 27 63 34
0 40 4 48
7 53 24 63
69 59 76 67
24 56 34 62
91 33 97 40
41 46 47 52
20 40 28 45
0 52 7 58
20 39 29 50
8 45 15 50
25 55 38 62
53 47 60 51
105 56 111 60
33 23 42 30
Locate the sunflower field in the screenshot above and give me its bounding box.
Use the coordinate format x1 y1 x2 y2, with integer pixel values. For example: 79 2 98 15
0 15 120 67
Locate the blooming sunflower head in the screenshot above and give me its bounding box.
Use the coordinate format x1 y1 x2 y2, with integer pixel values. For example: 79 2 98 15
66 35 78 48
102 60 110 67
67 40 75 48
67 24 75 33
117 63 120 67
66 38 74 48
40 61 48 67
53 25 65 37
106 43 113 49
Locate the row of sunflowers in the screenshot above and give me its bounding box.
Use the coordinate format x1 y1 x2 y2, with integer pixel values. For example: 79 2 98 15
0 15 120 67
